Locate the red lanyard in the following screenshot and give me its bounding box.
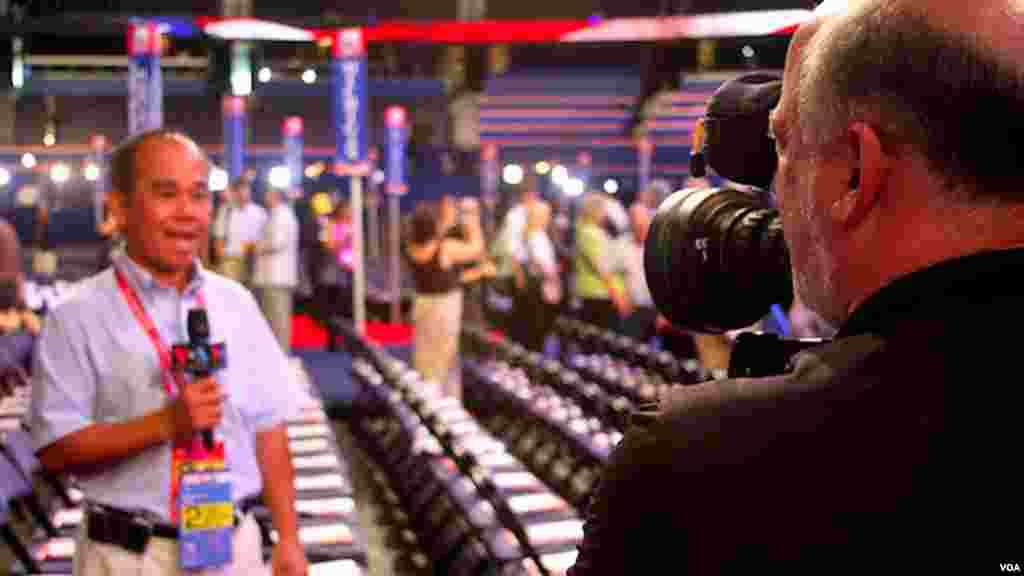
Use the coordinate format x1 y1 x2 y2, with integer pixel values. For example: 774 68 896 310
114 267 207 397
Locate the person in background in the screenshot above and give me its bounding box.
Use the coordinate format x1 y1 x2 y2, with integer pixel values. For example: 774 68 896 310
253 187 299 354
520 200 561 353
405 196 484 399
574 192 630 331
30 129 306 575
493 177 539 336
620 206 657 344
318 199 354 322
212 179 267 290
0 216 37 391
458 198 498 326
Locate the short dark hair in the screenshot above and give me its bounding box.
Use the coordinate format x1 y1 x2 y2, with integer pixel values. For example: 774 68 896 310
808 5 1024 201
407 201 439 245
109 129 205 202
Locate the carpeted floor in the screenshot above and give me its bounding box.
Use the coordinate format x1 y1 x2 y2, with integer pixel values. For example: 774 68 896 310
291 314 414 351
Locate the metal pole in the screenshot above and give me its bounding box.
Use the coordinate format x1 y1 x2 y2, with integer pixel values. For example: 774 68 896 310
351 176 366 334
389 195 401 324
367 186 379 262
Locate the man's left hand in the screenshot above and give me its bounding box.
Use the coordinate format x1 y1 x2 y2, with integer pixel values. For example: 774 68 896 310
271 540 308 576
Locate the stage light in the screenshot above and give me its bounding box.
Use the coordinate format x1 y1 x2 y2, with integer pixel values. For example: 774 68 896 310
84 163 101 182
535 161 551 175
209 167 229 192
565 177 585 198
268 165 291 189
50 163 70 185
42 133 56 147
0 168 10 187
503 164 524 185
20 154 35 169
604 179 619 194
302 69 317 84
552 165 569 187
742 45 755 59
372 169 386 185
257 67 272 83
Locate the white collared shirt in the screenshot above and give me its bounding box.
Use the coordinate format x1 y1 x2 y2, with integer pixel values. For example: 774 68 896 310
253 204 299 288
214 202 267 257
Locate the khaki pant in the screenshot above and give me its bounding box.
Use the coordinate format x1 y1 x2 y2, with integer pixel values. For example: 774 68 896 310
73 513 267 576
259 286 294 354
219 257 246 286
413 290 463 400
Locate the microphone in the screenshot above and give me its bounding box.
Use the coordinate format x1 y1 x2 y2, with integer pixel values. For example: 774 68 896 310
186 309 216 451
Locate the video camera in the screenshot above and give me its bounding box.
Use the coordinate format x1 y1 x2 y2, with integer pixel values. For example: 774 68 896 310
643 73 829 377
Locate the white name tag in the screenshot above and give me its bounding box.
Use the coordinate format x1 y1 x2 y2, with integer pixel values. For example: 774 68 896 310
525 520 584 546
289 439 331 454
292 454 340 470
287 424 332 439
294 474 347 491
296 497 355 517
298 523 354 546
507 493 568 515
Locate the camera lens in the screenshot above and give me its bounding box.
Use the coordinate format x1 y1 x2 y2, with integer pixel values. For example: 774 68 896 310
644 186 792 333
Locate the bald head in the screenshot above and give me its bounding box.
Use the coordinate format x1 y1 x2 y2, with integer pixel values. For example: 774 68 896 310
797 0 1024 201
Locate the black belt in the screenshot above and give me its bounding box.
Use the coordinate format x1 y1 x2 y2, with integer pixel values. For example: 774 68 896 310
86 496 262 552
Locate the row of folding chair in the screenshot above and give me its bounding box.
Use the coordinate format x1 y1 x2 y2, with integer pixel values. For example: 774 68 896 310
461 358 621 512
463 327 634 433
342 330 583 575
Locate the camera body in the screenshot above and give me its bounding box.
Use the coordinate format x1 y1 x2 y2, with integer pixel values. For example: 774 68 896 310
644 73 832 375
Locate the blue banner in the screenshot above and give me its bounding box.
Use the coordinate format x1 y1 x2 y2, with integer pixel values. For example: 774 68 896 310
222 96 246 182
283 117 304 194
637 138 653 194
385 107 408 195
481 142 498 204
127 22 162 135
332 28 369 176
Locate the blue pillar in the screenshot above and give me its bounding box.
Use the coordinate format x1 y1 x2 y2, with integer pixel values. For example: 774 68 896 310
637 137 653 194
480 142 498 238
127 21 163 135
282 116 303 199
331 28 370 333
222 95 246 182
576 150 593 191
331 28 369 176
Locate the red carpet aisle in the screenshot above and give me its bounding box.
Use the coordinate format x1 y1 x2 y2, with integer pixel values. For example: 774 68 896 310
291 315 414 350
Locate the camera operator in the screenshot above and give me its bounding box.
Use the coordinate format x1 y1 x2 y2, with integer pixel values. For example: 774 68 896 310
569 1 1024 573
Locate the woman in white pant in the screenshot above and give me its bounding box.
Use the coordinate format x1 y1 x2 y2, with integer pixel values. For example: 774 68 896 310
405 196 484 399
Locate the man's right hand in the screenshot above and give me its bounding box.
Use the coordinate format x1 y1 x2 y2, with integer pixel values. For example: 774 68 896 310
167 376 225 442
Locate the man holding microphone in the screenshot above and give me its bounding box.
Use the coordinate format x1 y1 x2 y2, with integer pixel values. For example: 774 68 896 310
30 130 307 575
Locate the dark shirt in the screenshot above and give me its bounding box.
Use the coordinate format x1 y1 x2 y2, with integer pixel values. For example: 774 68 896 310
409 227 463 295
569 248 1024 575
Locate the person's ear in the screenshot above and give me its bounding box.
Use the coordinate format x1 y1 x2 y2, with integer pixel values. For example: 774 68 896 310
107 189 129 230
831 122 884 228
